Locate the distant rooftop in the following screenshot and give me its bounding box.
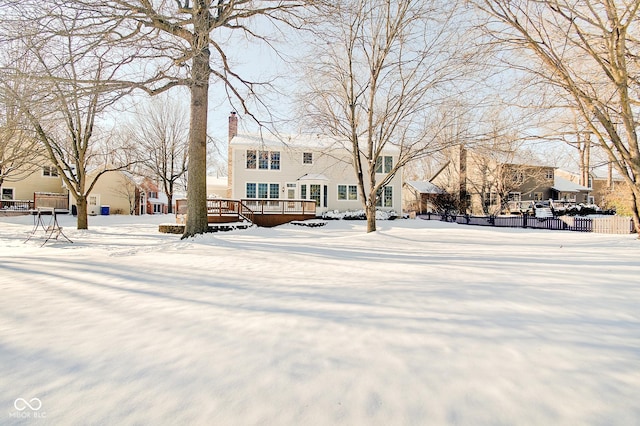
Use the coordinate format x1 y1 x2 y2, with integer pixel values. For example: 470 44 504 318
406 180 444 194
552 176 590 193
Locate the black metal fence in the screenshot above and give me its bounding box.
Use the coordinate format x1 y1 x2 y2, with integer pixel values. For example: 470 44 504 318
420 213 635 234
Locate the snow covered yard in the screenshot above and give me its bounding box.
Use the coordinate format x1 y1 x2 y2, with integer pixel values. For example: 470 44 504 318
1 214 639 425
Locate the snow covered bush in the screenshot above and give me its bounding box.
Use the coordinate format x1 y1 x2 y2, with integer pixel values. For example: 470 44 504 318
322 209 398 220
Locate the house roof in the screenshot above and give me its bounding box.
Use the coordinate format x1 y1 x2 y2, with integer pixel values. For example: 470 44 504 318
207 176 228 187
552 176 590 193
405 180 443 194
148 193 168 204
590 164 624 181
230 133 401 153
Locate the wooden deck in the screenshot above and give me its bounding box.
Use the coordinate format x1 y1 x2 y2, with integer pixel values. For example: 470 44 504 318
175 198 317 227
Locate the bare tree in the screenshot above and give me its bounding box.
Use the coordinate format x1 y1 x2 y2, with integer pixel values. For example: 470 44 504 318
2 1 326 234
469 0 640 234
110 172 139 215
299 0 483 232
127 94 189 214
0 93 44 197
434 142 550 215
0 7 136 229
46 0 326 237
207 134 228 178
468 141 550 215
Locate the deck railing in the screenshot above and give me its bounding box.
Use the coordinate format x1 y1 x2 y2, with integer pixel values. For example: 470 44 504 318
175 198 316 225
207 199 255 223
240 198 317 215
0 199 34 210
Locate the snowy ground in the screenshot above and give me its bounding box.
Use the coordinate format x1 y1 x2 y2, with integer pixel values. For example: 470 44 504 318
1 213 639 425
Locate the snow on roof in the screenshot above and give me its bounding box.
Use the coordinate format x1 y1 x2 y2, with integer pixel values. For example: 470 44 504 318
231 133 339 148
206 176 228 187
406 180 443 194
148 194 168 204
590 165 624 181
230 133 401 153
553 176 590 193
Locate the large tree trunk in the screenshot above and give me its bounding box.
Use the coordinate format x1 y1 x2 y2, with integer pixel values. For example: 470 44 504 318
630 190 640 238
76 195 88 230
166 190 174 214
182 33 211 238
366 201 377 233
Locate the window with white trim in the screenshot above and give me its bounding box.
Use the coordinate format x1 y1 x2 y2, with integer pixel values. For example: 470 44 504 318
375 156 393 174
270 152 280 170
376 186 393 207
303 152 313 164
246 182 279 199
246 150 257 169
310 184 321 206
269 183 279 199
246 183 256 198
338 184 358 201
247 150 280 170
43 165 58 177
301 184 327 207
258 183 268 198
2 187 14 200
258 151 269 169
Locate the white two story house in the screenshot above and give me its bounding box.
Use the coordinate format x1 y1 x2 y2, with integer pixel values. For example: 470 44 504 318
227 113 402 215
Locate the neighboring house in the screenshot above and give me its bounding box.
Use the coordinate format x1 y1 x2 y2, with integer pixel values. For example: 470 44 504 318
69 168 138 215
557 166 632 213
207 175 228 198
402 180 443 214
590 172 632 213
550 174 591 204
227 113 402 215
431 145 561 215
68 168 168 215
1 162 66 203
139 178 169 215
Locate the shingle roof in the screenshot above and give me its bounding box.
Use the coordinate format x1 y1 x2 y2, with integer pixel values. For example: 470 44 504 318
552 176 590 193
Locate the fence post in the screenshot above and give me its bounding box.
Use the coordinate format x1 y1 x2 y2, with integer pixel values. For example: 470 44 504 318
523 214 527 228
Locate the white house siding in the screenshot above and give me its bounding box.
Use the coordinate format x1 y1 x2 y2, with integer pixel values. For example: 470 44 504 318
229 134 402 215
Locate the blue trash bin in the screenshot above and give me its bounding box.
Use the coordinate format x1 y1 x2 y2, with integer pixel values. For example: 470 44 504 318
101 205 110 215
